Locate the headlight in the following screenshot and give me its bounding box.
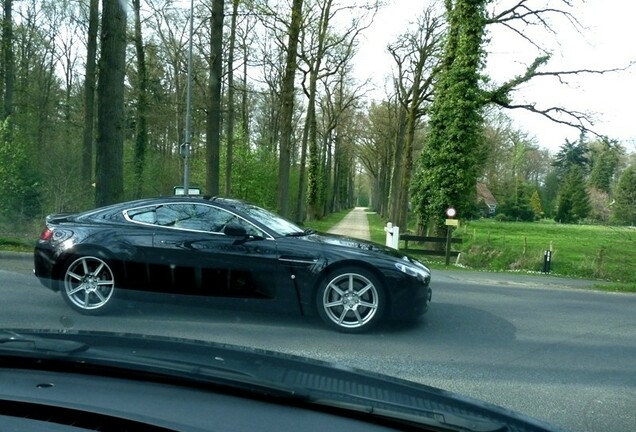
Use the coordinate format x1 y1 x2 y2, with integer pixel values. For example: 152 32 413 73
394 261 430 282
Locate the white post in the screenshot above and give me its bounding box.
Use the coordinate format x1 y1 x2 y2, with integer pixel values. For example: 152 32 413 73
392 225 400 249
385 222 393 248
384 222 400 249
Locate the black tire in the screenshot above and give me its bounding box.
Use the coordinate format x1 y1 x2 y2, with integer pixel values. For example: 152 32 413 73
316 267 386 333
60 255 117 315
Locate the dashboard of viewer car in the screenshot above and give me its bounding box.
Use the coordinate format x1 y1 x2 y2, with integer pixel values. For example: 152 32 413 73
0 367 402 432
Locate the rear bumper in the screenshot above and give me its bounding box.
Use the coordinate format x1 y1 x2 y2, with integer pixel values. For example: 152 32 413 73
33 246 58 291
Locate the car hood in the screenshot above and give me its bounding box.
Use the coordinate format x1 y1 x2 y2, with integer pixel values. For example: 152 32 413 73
301 232 406 260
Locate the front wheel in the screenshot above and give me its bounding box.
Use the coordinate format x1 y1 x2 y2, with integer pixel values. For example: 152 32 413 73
60 255 117 315
316 267 386 333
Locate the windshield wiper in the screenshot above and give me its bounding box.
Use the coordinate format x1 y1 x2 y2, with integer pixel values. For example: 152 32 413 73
0 331 88 354
285 228 315 237
312 399 507 432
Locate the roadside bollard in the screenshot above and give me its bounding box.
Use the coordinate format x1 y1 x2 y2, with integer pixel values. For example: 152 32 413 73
543 250 552 274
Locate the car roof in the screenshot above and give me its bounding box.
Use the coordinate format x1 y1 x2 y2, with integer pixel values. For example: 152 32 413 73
76 196 261 220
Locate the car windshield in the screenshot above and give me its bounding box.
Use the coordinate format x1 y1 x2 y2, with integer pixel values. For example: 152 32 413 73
1 1 635 432
231 202 305 237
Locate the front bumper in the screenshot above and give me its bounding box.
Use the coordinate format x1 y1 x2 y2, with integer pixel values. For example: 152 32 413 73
387 273 432 321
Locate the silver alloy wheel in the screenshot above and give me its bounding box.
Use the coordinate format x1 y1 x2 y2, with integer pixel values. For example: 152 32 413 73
63 256 115 311
321 272 379 330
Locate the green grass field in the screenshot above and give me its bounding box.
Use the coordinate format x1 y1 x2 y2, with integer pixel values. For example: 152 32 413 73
364 210 636 290
456 220 636 282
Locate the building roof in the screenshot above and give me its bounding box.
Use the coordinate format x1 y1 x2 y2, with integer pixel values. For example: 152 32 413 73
476 182 497 206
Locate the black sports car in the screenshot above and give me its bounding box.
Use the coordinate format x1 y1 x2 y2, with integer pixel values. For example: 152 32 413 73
33 197 432 333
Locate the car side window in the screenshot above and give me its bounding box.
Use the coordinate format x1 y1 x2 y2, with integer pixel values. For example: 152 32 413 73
154 204 233 233
155 205 183 227
195 205 234 232
234 217 267 237
126 207 157 224
128 203 266 236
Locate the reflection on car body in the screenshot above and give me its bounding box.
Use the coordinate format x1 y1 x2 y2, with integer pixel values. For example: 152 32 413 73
34 196 432 333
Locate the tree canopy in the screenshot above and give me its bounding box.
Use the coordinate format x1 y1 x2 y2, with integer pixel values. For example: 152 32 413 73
0 0 633 231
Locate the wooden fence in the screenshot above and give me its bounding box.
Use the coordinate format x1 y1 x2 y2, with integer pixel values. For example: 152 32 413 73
400 234 463 265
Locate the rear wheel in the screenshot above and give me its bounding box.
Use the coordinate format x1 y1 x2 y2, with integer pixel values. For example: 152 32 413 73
316 267 386 333
61 256 117 315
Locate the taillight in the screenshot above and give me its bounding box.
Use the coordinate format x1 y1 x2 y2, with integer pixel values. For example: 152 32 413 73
40 228 53 241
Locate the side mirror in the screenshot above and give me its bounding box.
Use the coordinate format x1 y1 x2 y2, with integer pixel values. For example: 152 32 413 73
223 222 247 237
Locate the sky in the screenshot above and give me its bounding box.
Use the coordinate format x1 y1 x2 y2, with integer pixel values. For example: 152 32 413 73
354 0 636 153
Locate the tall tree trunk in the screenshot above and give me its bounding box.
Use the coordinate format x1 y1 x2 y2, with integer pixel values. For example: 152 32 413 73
277 0 303 217
83 38 98 186
411 0 486 231
133 0 148 198
2 0 14 123
322 133 332 217
381 132 394 217
240 17 251 141
330 133 341 213
295 96 312 222
206 0 224 196
95 0 127 207
298 0 332 222
225 0 238 196
389 107 407 223
396 61 425 229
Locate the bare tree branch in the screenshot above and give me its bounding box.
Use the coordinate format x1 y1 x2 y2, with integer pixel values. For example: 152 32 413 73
482 0 636 139
486 54 634 137
499 102 597 136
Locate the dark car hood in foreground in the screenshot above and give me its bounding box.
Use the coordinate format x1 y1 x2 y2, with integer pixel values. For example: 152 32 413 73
0 330 565 432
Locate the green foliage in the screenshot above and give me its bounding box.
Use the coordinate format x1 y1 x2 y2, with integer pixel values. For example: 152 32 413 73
613 165 636 225
530 190 543 218
540 170 560 218
552 136 589 176
556 166 590 223
588 139 622 193
587 187 611 223
411 0 488 229
497 180 535 222
0 119 41 219
474 199 491 218
124 142 182 199
231 139 279 210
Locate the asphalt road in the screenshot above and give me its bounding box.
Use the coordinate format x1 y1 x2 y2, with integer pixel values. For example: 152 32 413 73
1 252 635 432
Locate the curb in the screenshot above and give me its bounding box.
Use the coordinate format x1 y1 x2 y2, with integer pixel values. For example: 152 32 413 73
0 251 32 260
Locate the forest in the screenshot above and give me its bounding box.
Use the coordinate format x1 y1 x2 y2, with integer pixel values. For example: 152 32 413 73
1 0 634 234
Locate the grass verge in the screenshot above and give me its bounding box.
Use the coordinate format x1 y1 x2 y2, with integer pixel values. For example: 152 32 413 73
458 219 636 283
302 208 352 233
0 237 34 253
365 210 636 289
